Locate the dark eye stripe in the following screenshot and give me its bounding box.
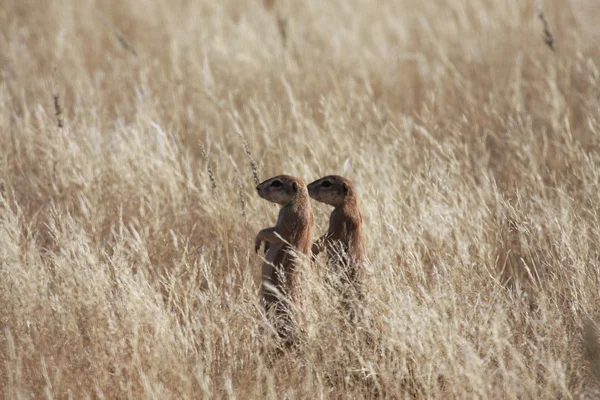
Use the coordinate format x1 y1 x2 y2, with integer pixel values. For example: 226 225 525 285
270 180 283 187
321 181 332 188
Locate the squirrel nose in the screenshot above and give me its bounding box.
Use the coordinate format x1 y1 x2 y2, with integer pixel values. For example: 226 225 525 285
256 184 260 191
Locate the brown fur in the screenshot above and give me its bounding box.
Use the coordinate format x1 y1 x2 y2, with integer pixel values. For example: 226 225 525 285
255 175 314 343
308 175 366 319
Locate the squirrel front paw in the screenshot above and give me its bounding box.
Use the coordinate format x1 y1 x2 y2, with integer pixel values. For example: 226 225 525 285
254 236 262 253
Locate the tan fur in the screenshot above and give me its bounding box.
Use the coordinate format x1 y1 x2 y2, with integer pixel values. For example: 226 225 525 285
255 175 314 343
308 175 366 318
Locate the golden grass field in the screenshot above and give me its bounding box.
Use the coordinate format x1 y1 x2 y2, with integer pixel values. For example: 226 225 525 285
2 0 600 398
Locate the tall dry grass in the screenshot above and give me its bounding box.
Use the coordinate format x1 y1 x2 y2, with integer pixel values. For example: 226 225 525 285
1 0 600 398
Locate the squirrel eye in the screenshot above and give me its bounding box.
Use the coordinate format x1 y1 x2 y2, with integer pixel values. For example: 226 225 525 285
270 180 283 187
321 181 332 188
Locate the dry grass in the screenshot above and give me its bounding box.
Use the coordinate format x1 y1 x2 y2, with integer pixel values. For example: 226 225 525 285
1 0 600 398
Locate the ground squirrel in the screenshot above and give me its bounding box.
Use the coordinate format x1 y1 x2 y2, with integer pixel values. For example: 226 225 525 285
255 175 314 344
308 175 366 320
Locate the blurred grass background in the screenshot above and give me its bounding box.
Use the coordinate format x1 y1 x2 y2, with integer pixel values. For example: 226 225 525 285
1 0 600 397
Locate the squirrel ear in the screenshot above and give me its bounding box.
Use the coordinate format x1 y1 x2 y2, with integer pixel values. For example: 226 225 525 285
342 182 348 193
292 181 298 192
